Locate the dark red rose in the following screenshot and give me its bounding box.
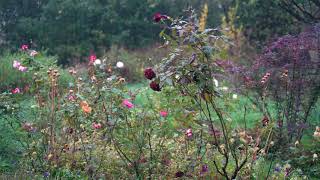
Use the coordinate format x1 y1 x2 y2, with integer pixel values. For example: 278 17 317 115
138 156 147 164
277 119 283 128
262 116 269 126
175 171 184 178
144 68 156 80
150 81 161 91
153 12 168 22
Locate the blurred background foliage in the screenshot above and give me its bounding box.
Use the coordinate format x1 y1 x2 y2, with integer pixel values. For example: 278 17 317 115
0 0 319 178
0 0 311 65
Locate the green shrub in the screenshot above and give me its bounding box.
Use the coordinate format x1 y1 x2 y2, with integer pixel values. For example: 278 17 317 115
102 45 168 83
0 51 73 92
0 52 32 92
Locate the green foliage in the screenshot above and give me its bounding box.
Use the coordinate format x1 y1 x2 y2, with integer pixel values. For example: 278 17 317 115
0 52 32 91
0 0 225 64
234 0 300 47
0 51 73 92
102 45 169 83
0 5 319 179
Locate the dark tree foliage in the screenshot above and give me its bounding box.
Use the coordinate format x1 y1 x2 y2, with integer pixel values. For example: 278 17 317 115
234 0 301 48
278 0 320 24
250 24 320 142
0 0 224 64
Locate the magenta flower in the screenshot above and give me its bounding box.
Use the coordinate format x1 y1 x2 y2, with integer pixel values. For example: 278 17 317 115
89 54 97 64
122 99 134 109
21 44 29 50
13 60 21 69
18 66 28 72
153 12 168 22
67 94 76 101
144 68 156 80
200 164 209 175
11 88 21 94
185 128 193 138
160 111 168 117
92 122 102 129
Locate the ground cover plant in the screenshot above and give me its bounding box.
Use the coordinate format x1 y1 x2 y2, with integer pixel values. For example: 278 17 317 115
0 4 319 180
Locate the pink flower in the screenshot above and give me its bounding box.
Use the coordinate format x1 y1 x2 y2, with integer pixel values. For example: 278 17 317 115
89 54 97 64
153 12 168 22
13 60 21 68
18 66 28 72
30 50 38 57
67 94 76 101
185 128 193 138
122 99 134 109
21 44 29 50
22 122 36 132
160 111 168 117
92 122 102 129
11 88 21 94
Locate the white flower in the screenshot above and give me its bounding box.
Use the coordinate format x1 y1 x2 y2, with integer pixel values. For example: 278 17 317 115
93 59 101 66
116 61 124 68
270 141 274 146
232 94 238 99
29 50 38 57
221 86 229 91
107 77 112 81
213 78 219 87
313 153 318 160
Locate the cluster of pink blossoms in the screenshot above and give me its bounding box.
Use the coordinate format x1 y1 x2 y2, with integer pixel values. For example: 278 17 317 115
21 44 38 57
122 99 134 109
185 128 193 138
92 122 102 130
13 60 28 72
160 111 168 117
11 87 21 94
260 72 271 84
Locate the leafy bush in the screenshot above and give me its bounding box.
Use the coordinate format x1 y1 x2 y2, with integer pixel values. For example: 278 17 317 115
0 50 73 92
243 24 320 143
101 45 169 83
0 11 315 179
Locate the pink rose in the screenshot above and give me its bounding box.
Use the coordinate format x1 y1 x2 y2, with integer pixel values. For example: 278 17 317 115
11 88 21 94
18 66 28 72
13 60 21 68
67 94 76 101
160 111 168 117
153 12 168 22
185 128 193 138
122 99 134 109
21 44 29 50
89 54 97 64
92 122 102 129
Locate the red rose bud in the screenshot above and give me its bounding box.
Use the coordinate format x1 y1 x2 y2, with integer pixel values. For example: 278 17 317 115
153 12 168 22
262 116 269 126
150 81 161 91
277 119 283 128
144 68 156 80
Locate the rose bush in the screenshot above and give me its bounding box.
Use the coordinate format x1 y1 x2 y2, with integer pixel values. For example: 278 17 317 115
0 11 315 179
